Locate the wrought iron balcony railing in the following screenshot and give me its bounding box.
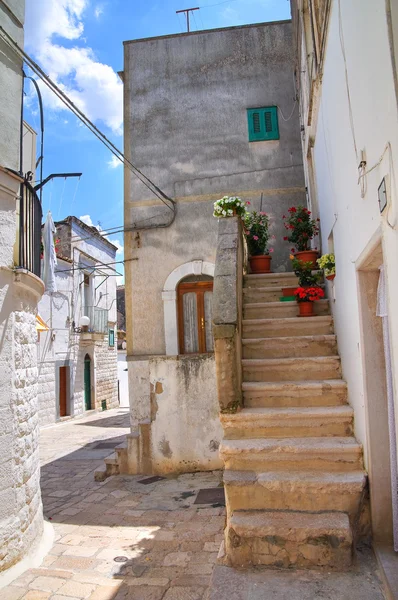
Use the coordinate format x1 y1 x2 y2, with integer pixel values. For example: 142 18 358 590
18 179 42 278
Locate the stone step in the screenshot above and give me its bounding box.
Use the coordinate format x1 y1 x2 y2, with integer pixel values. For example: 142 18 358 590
244 299 329 320
243 380 348 408
243 286 296 303
242 334 337 359
225 510 352 569
243 316 334 339
243 285 325 304
244 273 299 288
221 406 353 439
220 437 363 471
223 470 366 516
242 356 341 382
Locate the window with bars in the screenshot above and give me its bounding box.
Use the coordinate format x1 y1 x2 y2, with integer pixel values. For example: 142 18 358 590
177 280 214 354
247 106 279 142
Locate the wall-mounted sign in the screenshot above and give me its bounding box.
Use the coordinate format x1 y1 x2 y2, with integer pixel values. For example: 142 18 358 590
378 177 387 213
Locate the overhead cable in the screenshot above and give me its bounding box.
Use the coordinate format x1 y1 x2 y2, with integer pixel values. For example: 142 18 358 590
0 25 176 212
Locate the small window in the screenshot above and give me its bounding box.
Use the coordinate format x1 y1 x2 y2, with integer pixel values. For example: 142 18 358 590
108 329 115 347
247 107 279 142
177 280 214 354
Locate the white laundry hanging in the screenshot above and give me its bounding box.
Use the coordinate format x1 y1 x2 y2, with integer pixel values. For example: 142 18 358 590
42 210 58 294
377 265 398 551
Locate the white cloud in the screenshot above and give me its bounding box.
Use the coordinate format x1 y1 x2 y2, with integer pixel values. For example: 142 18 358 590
111 239 124 255
94 4 104 18
116 275 125 286
79 214 97 228
25 0 123 134
108 155 123 169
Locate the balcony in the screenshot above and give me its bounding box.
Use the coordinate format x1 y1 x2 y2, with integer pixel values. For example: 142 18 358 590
83 306 109 334
18 179 42 278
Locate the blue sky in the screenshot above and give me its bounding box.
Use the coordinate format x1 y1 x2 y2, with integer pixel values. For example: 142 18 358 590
24 0 291 281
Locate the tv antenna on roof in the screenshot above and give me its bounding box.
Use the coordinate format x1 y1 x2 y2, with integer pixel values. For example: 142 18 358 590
176 7 200 32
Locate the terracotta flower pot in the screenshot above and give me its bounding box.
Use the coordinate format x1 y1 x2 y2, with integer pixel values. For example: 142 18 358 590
298 301 314 317
326 273 336 281
294 250 319 268
249 255 272 274
282 287 297 297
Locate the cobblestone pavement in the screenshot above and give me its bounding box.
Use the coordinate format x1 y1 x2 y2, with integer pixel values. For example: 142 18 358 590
3 408 225 600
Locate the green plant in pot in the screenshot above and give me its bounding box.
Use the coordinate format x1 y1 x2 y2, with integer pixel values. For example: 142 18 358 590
281 256 321 297
317 253 336 281
283 206 320 267
244 210 273 274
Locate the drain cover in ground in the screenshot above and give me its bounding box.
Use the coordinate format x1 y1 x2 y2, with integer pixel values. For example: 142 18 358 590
194 487 225 505
138 475 166 485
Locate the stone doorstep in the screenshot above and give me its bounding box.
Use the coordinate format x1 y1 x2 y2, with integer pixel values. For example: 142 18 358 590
242 334 338 359
242 315 334 338
225 510 353 569
242 356 342 383
223 469 367 515
242 379 348 409
220 405 354 439
220 437 363 472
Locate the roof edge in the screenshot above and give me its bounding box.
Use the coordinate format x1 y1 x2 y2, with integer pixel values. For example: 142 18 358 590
123 19 292 46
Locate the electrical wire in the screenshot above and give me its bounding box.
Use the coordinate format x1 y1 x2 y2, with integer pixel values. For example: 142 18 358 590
0 25 176 213
192 10 200 31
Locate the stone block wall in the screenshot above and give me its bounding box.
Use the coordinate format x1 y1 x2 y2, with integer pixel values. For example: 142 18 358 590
0 269 44 573
38 359 56 426
95 335 119 410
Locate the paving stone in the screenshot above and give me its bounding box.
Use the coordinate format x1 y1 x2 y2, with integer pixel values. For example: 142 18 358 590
63 546 99 558
52 556 98 571
57 581 96 598
22 592 51 600
28 576 66 592
163 586 205 600
1 586 25 600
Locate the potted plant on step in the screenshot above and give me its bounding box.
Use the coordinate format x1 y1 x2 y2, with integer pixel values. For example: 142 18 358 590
213 196 248 218
294 286 325 317
283 206 320 267
317 253 336 281
244 210 273 273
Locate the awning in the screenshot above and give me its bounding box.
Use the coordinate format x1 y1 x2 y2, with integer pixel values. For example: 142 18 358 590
36 314 49 332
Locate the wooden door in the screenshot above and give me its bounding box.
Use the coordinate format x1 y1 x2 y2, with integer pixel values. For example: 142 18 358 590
177 281 213 354
84 355 91 410
59 366 68 417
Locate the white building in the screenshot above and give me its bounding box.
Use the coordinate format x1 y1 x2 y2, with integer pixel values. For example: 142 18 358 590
38 216 119 425
292 0 398 587
0 0 46 575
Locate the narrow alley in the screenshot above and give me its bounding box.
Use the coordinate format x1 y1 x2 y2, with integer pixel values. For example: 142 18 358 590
3 408 225 600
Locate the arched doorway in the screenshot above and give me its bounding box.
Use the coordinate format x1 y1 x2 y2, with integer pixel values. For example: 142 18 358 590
84 354 92 411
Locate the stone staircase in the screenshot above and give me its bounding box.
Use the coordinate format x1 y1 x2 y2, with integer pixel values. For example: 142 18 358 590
219 272 367 570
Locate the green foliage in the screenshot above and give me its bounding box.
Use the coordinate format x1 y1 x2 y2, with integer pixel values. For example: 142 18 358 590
243 210 272 256
283 206 320 252
291 257 322 287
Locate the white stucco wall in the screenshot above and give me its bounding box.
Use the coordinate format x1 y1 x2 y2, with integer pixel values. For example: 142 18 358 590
37 221 119 426
128 355 223 474
298 0 398 462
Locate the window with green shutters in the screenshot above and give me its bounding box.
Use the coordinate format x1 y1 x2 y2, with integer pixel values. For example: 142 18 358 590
108 329 115 347
247 107 279 142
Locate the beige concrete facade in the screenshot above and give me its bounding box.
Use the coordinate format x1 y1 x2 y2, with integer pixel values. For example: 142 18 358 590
122 21 305 475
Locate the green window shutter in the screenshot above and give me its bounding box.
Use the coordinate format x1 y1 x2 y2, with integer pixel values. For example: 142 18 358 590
247 107 279 142
108 329 115 347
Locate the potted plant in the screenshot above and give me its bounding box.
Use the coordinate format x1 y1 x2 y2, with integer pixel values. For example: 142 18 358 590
294 286 325 317
244 210 273 273
283 206 320 267
284 255 322 296
213 196 248 218
317 253 336 281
